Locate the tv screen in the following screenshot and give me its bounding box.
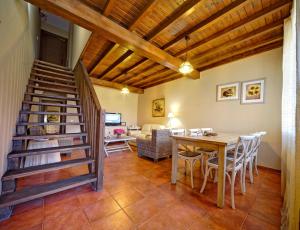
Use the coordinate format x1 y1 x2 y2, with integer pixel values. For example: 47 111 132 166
105 113 121 126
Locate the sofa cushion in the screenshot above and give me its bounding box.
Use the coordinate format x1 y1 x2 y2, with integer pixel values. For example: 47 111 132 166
142 124 152 132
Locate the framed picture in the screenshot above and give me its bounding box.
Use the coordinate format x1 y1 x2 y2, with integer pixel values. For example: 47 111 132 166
152 98 165 117
241 79 265 104
216 82 240 101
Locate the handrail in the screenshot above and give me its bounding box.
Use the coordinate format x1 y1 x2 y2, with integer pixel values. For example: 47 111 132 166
74 60 105 191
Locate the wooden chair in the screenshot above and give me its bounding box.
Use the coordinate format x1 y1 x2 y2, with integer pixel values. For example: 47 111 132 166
196 128 218 176
200 135 255 209
172 129 202 188
251 131 266 175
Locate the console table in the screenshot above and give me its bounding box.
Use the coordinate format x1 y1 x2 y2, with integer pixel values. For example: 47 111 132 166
104 136 136 156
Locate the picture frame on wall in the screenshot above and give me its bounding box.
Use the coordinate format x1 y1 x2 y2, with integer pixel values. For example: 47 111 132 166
241 79 265 104
216 82 240 101
152 98 165 117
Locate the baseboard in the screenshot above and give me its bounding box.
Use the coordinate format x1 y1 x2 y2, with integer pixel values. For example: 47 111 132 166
257 165 281 174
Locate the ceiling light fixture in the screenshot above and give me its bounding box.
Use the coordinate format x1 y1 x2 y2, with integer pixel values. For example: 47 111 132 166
179 35 194 75
121 86 129 94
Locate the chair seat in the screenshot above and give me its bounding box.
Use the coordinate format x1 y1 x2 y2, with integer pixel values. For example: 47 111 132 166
179 151 202 158
207 157 233 167
226 150 242 160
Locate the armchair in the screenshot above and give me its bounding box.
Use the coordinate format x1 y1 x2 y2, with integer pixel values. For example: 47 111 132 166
136 129 171 161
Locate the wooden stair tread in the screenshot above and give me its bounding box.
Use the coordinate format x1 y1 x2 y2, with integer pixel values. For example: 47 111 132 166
0 174 96 208
13 133 87 140
25 93 79 101
34 60 70 70
8 144 90 158
17 122 85 126
20 111 82 116
33 64 74 75
2 158 94 181
23 101 80 108
31 73 75 84
28 85 78 95
32 68 74 79
29 79 77 89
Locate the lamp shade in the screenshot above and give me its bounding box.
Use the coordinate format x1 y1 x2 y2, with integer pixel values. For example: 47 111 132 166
168 112 174 118
121 86 129 94
179 61 194 74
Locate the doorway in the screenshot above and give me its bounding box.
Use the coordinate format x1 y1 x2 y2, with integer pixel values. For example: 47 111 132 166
40 30 68 66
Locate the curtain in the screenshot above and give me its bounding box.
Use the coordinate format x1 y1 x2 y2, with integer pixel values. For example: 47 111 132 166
281 1 297 229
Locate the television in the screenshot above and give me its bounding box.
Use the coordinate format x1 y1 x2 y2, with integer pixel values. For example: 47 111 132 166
105 112 121 126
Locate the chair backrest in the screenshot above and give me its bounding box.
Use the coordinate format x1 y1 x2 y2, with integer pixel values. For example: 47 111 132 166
188 128 201 136
251 131 266 154
232 135 255 169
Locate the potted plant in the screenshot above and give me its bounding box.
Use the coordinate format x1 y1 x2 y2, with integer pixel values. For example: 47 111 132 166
114 128 125 138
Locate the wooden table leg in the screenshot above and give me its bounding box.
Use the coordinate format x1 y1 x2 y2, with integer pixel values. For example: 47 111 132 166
217 144 227 208
171 139 178 184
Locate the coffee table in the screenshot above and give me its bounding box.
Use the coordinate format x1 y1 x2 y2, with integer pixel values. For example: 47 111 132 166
104 136 136 156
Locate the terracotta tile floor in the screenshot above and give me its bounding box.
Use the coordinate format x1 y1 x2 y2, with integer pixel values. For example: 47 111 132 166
0 148 282 230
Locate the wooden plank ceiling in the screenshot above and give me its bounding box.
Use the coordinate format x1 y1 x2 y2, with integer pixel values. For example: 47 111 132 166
28 0 292 93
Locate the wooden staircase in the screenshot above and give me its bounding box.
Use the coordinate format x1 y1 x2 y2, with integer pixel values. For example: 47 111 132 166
0 60 104 220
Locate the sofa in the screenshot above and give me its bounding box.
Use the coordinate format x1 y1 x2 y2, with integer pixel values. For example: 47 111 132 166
136 129 172 161
128 124 165 146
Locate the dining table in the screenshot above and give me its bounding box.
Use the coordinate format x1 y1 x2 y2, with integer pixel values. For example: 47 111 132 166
171 133 241 208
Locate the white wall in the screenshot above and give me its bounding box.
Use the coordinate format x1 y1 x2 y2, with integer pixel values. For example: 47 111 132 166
138 48 283 170
0 1 40 190
94 86 139 128
70 24 91 69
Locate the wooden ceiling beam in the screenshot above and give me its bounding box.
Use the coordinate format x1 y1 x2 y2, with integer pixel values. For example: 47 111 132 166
162 0 248 50
197 41 283 72
26 0 200 79
133 69 173 87
175 0 290 57
141 73 181 88
80 0 117 72
140 33 283 87
103 0 118 16
94 0 158 79
129 0 158 31
143 37 283 88
105 0 201 80
119 0 290 85
145 0 201 40
90 78 144 94
196 35 283 70
122 63 161 85
90 44 120 75
110 0 248 84
191 20 283 64
110 58 149 82
143 75 182 89
97 51 133 79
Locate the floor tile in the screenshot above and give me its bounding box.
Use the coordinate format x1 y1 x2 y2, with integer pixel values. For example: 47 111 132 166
83 196 121 222
44 196 80 221
77 189 110 207
8 149 282 229
43 210 91 230
91 210 136 230
124 196 171 224
12 198 44 216
0 207 44 230
137 211 187 230
242 214 279 230
112 188 145 208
